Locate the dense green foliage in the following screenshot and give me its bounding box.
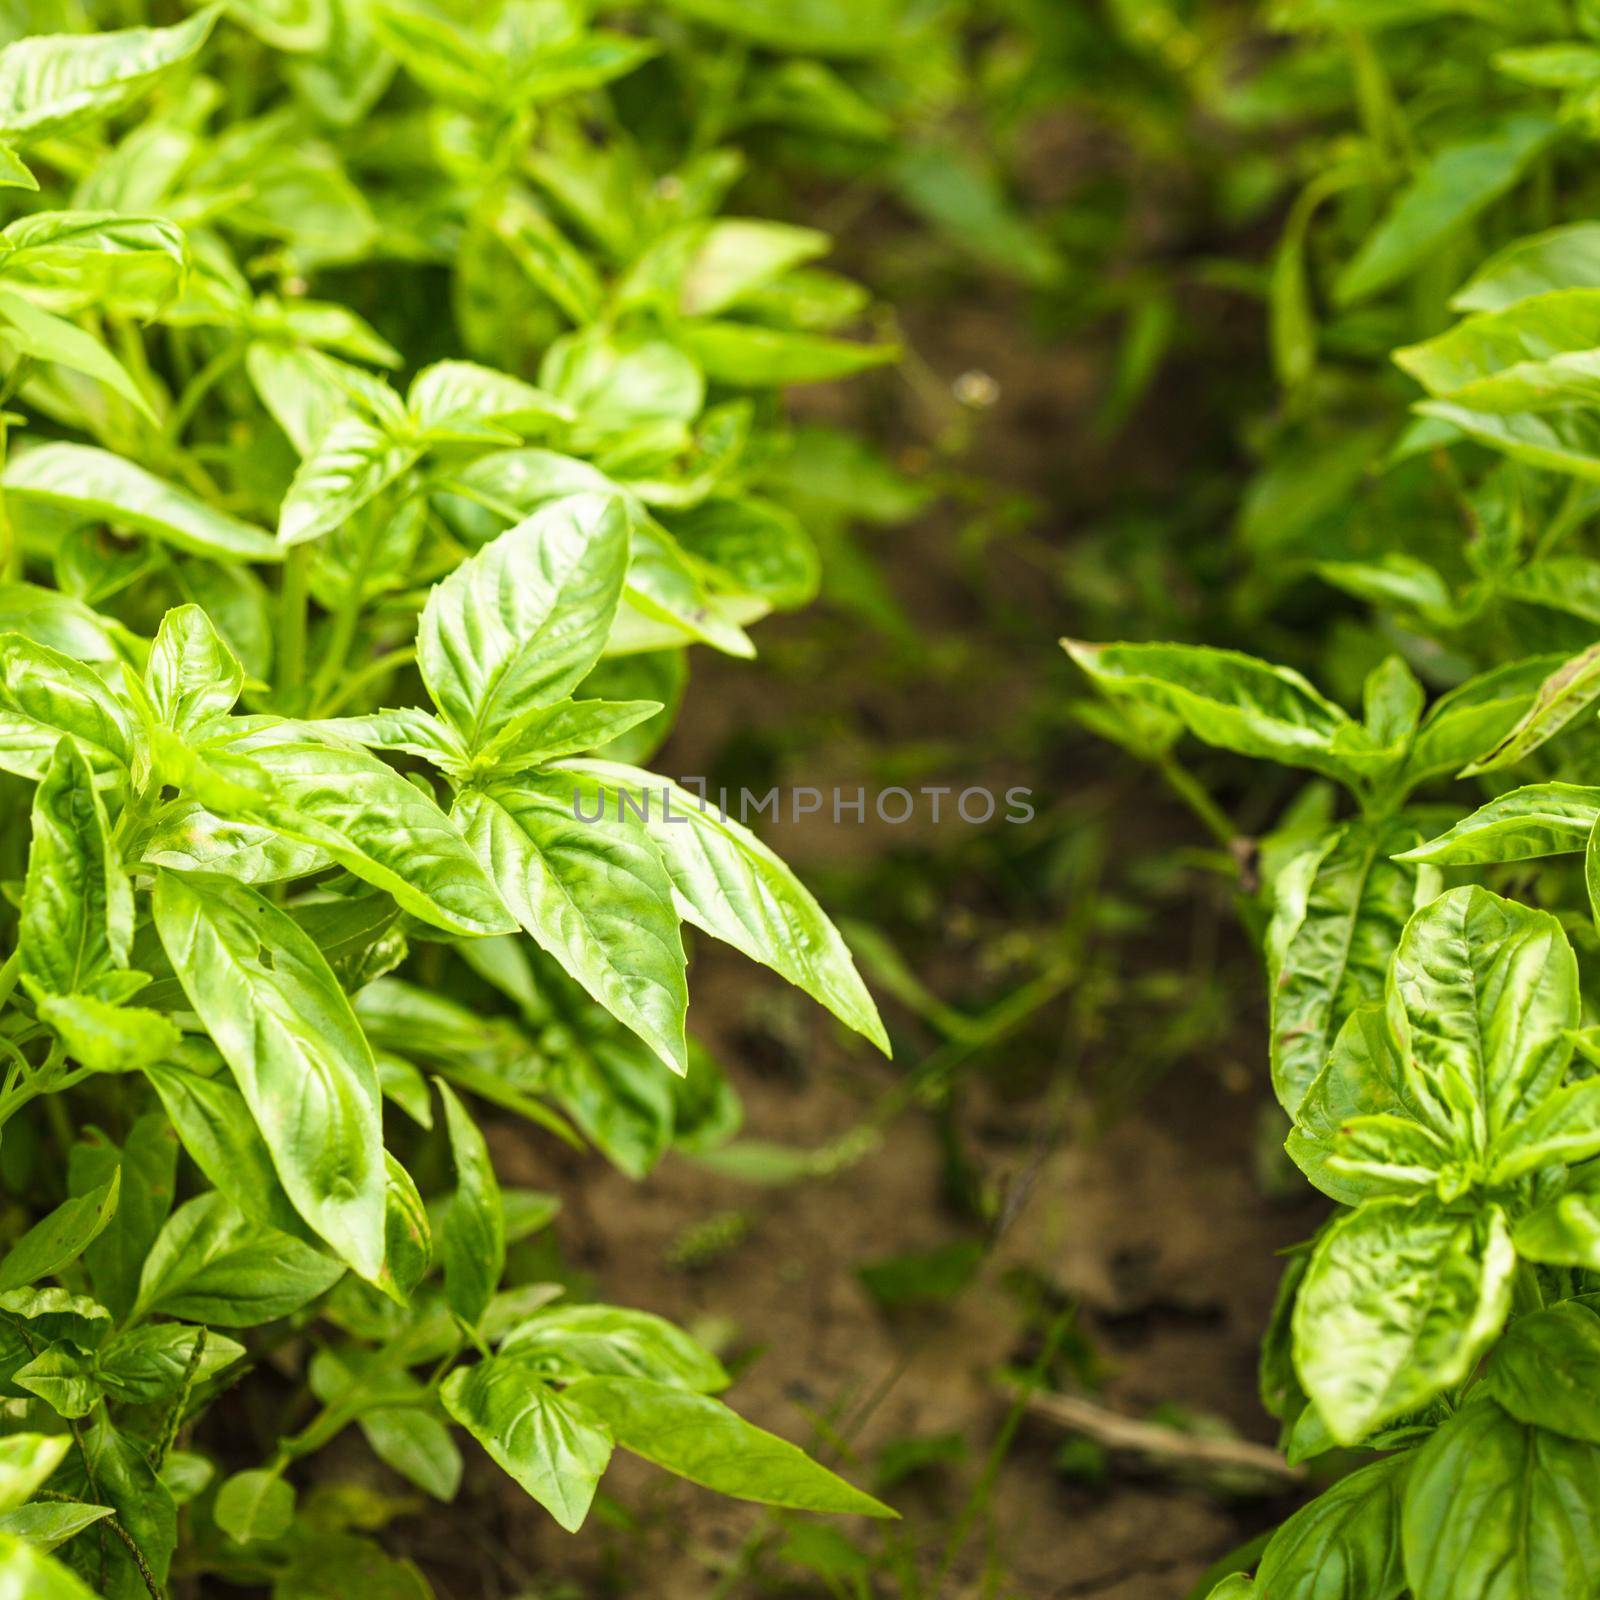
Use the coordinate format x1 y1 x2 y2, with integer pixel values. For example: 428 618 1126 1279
26 0 1600 1591
1068 0 1600 1594
0 2 953 1593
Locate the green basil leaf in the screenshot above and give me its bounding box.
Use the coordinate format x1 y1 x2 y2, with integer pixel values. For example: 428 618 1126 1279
20 736 132 1003
368 0 505 104
5 443 279 562
1321 1112 1453 1196
1335 115 1557 305
1485 1302 1600 1445
478 699 661 773
0 1434 71 1510
143 803 333 884
1267 818 1434 1116
1203 1578 1255 1600
215 1469 294 1545
671 219 831 317
1512 1166 1600 1269
677 321 897 387
539 1019 675 1178
38 993 180 1076
0 1501 111 1553
435 454 755 658
456 774 688 1075
1388 887 1578 1144
146 604 244 733
0 289 154 418
1417 401 1600 481
419 492 629 752
540 329 703 435
310 707 466 766
666 495 820 611
53 1413 174 1600
142 1051 312 1241
1455 223 1600 311
609 510 757 658
561 1375 894 1517
1490 1080 1600 1182
247 342 360 458
1292 1198 1514 1445
500 1305 728 1392
69 1114 176 1322
437 1081 503 1328
1064 640 1356 782
1396 290 1600 412
0 1533 98 1598
1586 814 1600 937
484 186 604 324
0 145 32 190
0 9 215 142
1254 1454 1408 1600
0 211 186 313
573 761 886 1052
0 1173 119 1291
1402 1398 1600 1600
278 415 420 547
358 1409 460 1504
407 360 569 438
1398 784 1600 866
97 1323 245 1404
1401 655 1573 786
377 1054 433 1128
14 1345 105 1419
309 1350 461 1502
376 1152 431 1307
1290 1008 1448 1204
1459 642 1600 775
211 728 514 936
153 870 386 1279
132 1192 342 1326
0 633 132 779
0 1286 109 1349
440 1354 613 1532
0 580 126 664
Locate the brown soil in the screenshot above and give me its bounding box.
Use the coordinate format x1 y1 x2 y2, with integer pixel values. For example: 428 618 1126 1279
386 234 1323 1599
439 984 1319 1600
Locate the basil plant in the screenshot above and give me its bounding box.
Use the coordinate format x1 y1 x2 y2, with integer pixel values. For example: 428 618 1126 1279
0 3 915 1595
1056 0 1600 1591
1065 630 1600 1596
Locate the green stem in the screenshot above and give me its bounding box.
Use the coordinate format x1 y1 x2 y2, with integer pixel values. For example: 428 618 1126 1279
307 532 379 715
307 591 364 716
1154 750 1237 853
318 647 416 715
0 950 20 1012
276 1391 435 1463
0 408 12 583
165 338 243 443
1535 477 1589 558
277 544 312 710
1513 1260 1545 1317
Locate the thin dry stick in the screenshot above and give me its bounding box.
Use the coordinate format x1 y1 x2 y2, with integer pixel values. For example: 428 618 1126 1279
1006 1386 1306 1484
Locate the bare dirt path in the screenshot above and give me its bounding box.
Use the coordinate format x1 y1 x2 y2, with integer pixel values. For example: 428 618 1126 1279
389 270 1323 1598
